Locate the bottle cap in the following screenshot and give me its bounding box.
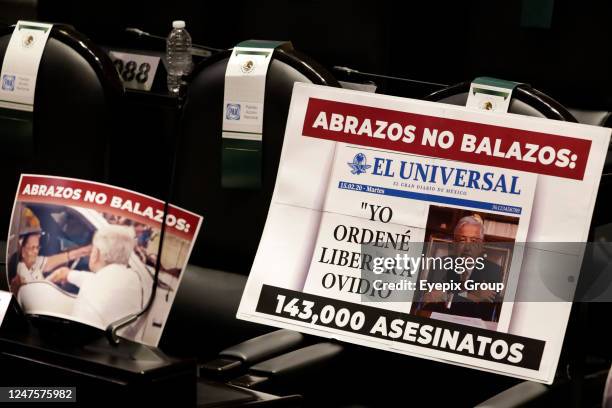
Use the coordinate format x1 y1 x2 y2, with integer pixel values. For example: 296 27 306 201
172 20 186 29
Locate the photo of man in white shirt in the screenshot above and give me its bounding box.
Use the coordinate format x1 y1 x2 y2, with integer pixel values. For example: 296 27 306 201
48 225 144 329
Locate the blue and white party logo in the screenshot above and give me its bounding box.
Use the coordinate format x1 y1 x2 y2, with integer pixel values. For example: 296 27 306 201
347 153 372 175
226 103 241 120
2 75 16 91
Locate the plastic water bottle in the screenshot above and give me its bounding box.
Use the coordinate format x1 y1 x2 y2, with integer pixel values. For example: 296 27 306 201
166 20 193 94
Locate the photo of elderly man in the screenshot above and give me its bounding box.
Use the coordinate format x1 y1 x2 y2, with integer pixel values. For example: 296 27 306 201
413 207 519 324
47 225 143 329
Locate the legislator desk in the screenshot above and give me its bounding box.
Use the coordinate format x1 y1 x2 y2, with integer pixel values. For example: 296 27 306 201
0 318 197 406
0 311 301 407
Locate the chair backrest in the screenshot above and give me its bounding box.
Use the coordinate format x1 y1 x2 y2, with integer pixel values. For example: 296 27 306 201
569 108 612 127
0 24 123 239
427 80 577 121
173 47 338 274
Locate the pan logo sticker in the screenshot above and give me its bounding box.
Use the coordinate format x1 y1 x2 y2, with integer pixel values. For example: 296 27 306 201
2 75 16 91
241 60 255 74
226 103 241 120
348 153 372 175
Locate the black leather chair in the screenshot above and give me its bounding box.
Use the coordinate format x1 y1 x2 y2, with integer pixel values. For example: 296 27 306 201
568 108 612 172
0 23 122 289
569 108 612 127
427 80 577 121
174 47 338 274
160 46 339 359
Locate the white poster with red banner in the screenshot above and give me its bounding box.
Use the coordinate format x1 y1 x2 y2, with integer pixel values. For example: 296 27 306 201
6 175 203 346
237 83 611 383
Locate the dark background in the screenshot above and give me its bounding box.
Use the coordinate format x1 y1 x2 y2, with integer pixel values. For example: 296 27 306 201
0 0 602 110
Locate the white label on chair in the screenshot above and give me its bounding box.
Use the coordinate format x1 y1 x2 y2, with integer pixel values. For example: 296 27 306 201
108 51 160 91
0 290 11 326
466 77 519 113
221 41 291 189
0 21 53 112
222 46 274 141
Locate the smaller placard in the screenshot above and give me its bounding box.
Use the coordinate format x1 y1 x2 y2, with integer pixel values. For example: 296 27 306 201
109 51 160 91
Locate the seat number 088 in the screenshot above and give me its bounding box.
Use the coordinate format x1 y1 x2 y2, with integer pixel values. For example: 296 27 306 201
113 59 150 83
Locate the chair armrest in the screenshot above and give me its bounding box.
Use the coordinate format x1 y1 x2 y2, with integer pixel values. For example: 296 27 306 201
475 381 548 408
201 329 303 376
229 342 343 388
